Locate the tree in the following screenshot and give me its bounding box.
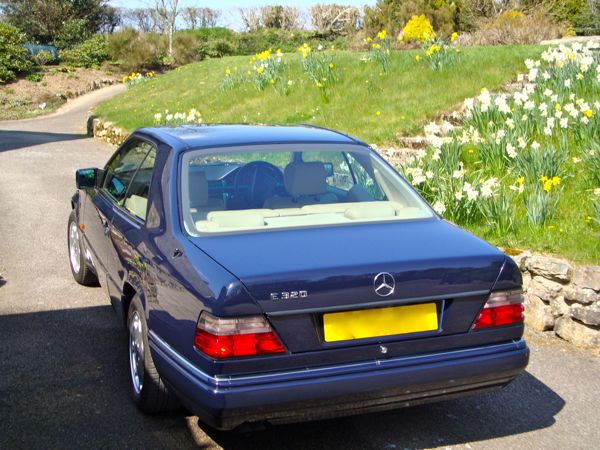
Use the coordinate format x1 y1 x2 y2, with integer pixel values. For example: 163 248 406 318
0 0 118 44
260 6 303 30
309 4 362 34
120 8 163 33
181 7 221 29
154 0 179 58
238 7 262 31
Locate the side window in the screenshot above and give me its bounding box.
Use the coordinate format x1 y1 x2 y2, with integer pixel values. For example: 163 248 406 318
103 140 152 203
122 147 157 221
302 151 354 190
346 153 385 200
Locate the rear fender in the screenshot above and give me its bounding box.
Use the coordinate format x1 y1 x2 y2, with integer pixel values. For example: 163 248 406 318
490 257 522 292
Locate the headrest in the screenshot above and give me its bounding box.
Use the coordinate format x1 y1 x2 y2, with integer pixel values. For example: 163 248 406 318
284 162 327 197
189 171 208 207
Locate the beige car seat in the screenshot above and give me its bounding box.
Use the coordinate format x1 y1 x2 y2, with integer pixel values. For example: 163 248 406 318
189 171 225 220
263 162 338 209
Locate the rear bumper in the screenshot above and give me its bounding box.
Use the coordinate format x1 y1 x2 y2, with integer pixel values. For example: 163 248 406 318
150 333 529 430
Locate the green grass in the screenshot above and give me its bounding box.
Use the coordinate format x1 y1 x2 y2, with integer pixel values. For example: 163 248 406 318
95 45 544 145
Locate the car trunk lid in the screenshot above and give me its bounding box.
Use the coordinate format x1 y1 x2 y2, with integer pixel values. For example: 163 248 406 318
189 219 506 353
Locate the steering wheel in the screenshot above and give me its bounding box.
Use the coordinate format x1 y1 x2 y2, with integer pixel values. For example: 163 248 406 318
233 161 284 209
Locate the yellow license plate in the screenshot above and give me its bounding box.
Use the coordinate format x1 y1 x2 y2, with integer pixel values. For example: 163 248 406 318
323 303 438 342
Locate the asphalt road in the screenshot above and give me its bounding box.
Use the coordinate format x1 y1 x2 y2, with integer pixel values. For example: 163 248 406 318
1 87 599 450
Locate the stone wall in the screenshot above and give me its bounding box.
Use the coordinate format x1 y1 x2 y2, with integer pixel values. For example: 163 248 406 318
87 117 128 146
512 252 600 348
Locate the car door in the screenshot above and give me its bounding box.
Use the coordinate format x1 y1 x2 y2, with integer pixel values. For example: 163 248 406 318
98 138 154 296
80 141 148 291
104 140 158 301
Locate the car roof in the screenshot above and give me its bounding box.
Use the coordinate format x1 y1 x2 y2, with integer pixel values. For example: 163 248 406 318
136 124 365 151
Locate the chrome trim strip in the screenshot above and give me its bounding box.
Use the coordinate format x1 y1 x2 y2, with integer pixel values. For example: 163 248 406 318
266 290 489 316
148 330 525 390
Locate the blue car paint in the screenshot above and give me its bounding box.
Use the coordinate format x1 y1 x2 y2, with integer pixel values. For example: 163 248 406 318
73 125 528 430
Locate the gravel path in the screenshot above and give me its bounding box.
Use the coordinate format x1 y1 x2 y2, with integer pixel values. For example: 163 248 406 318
0 86 599 449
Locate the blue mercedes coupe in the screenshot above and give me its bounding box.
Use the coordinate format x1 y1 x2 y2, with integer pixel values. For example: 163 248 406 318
68 125 528 430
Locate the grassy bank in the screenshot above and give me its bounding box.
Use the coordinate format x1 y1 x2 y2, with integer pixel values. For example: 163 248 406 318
95 45 544 145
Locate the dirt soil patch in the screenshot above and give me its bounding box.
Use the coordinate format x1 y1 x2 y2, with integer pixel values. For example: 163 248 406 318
0 67 119 121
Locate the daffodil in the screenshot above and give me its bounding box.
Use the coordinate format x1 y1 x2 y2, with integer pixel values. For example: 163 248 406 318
377 30 387 40
451 32 458 42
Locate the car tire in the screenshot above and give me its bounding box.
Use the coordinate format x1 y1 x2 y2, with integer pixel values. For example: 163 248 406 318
68 210 98 286
127 295 179 413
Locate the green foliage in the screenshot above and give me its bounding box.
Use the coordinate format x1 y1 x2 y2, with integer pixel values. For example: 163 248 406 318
584 143 600 186
0 23 32 83
54 19 91 50
31 50 54 67
25 71 43 82
172 33 198 66
59 35 108 68
196 38 236 60
107 27 349 71
179 27 235 42
0 0 117 44
521 0 599 35
108 29 165 71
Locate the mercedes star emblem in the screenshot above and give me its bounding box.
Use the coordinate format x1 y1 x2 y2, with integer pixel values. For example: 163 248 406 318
374 272 395 297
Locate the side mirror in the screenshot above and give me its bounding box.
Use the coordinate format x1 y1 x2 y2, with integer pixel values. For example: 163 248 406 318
323 162 334 177
76 168 99 189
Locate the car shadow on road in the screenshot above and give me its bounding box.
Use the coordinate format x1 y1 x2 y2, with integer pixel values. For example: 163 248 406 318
0 305 197 449
0 130 86 152
199 370 564 450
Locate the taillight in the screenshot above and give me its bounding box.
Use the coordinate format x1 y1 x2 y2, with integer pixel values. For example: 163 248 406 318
194 312 286 359
472 289 524 330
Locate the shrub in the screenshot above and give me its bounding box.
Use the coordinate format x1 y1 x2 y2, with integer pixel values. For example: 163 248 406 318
31 51 55 67
108 29 166 71
521 0 599 35
469 9 564 45
401 14 435 42
172 33 198 66
197 38 236 60
0 23 32 83
60 35 109 68
25 71 43 82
